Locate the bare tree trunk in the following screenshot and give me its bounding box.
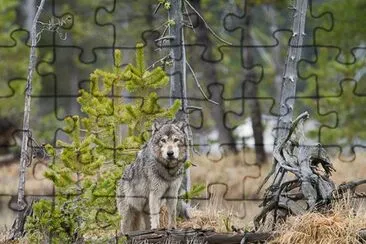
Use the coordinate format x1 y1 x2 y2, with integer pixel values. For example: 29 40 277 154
275 0 308 143
256 0 309 210
192 0 238 155
168 0 190 219
169 0 187 113
10 0 46 240
242 5 266 164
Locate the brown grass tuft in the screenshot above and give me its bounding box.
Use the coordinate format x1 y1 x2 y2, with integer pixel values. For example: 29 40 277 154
176 191 250 232
270 197 366 244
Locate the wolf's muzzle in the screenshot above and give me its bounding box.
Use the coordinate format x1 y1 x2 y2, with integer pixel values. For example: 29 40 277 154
167 151 174 158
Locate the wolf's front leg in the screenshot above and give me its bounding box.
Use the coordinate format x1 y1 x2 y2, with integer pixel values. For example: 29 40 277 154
166 185 180 229
166 197 178 228
149 191 160 229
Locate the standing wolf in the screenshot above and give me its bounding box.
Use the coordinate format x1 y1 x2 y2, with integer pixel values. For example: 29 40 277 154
116 119 188 233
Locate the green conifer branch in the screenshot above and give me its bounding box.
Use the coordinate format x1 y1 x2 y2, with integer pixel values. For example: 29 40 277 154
136 43 145 75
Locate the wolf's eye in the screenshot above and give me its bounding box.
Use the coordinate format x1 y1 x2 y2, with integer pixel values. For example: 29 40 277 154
160 138 166 143
173 138 179 143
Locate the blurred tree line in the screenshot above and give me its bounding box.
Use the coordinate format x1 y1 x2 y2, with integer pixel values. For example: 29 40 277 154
0 0 365 162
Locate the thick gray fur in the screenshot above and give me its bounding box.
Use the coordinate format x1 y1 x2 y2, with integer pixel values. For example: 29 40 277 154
116 120 188 233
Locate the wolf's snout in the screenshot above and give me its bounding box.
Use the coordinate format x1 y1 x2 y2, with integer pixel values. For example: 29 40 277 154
167 151 174 158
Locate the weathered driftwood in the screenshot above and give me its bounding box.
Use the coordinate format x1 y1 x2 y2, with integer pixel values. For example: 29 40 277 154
336 179 366 197
255 111 337 229
255 112 366 230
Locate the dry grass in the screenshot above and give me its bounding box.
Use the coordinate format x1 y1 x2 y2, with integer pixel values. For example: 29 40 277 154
0 226 25 244
270 197 366 244
0 159 53 231
191 149 271 199
176 192 250 232
0 150 365 243
0 159 53 196
1 150 362 198
189 151 366 224
191 150 366 198
331 156 366 193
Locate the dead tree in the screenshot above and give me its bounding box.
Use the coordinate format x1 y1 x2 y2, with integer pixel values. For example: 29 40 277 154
254 111 337 229
10 0 47 239
167 0 191 219
275 0 308 143
254 0 310 230
254 0 366 229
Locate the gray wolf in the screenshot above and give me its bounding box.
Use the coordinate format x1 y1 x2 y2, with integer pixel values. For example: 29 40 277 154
116 119 188 233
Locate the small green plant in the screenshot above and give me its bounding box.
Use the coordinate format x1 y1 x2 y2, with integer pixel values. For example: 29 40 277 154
25 199 85 243
25 44 181 242
182 183 206 202
223 215 232 232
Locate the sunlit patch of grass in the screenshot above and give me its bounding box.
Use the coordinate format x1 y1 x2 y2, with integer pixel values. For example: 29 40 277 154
270 196 366 244
176 191 252 233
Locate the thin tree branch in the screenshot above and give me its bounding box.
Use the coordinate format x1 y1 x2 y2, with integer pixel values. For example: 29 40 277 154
146 54 171 70
153 20 173 31
183 1 195 33
155 35 175 43
186 61 218 105
184 0 232 45
186 105 202 110
183 21 194 29
155 25 169 50
153 2 162 15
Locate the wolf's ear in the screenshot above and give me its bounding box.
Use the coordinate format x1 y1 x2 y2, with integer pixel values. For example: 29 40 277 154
175 120 187 132
152 121 162 135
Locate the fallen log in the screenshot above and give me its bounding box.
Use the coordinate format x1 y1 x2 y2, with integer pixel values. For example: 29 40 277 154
117 228 366 244
358 229 366 242
122 228 278 243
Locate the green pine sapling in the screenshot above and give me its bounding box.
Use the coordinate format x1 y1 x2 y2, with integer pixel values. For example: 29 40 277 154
26 43 180 242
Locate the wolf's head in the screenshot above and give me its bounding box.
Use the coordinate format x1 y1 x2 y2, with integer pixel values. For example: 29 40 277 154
150 120 188 169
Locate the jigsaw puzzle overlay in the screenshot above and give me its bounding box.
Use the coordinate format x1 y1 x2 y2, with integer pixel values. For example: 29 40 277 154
0 0 365 242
